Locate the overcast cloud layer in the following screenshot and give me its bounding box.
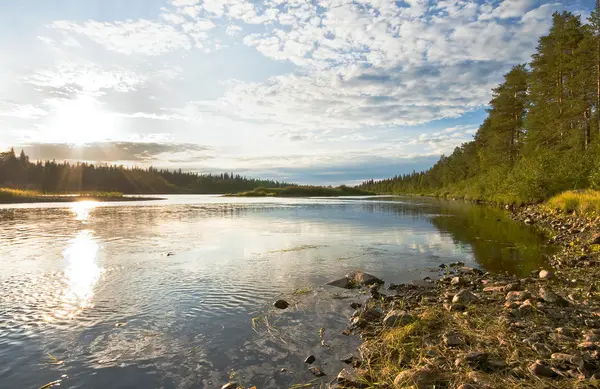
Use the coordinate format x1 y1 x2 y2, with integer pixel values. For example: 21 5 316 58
0 0 592 184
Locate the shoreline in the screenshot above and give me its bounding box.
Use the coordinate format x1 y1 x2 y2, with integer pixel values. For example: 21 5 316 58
0 195 163 204
317 204 600 388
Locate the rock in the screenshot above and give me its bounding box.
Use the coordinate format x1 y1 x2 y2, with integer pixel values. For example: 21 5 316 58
345 271 383 286
532 343 554 358
506 291 531 302
393 366 436 387
524 218 533 224
483 286 506 293
539 287 569 307
350 302 361 309
517 299 534 315
488 359 507 370
274 299 290 309
578 342 600 351
327 278 351 289
528 361 557 377
539 269 552 279
336 368 366 388
551 353 583 368
451 276 464 286
452 290 478 304
504 283 522 292
340 354 355 364
464 352 489 369
457 385 478 389
383 310 414 327
591 235 600 245
444 302 466 312
280 368 287 372
443 331 463 347
221 383 238 389
305 355 316 364
450 261 465 267
309 367 326 377
584 333 600 342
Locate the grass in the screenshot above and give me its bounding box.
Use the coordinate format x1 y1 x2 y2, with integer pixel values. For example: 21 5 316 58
545 190 600 215
292 286 313 296
0 187 161 204
228 185 375 197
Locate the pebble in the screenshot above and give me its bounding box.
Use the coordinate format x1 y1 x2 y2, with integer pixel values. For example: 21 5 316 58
539 269 552 279
304 355 316 364
505 291 531 302
532 343 554 358
451 276 464 286
221 383 238 389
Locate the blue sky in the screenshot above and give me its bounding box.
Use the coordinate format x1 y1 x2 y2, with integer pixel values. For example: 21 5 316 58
0 0 594 184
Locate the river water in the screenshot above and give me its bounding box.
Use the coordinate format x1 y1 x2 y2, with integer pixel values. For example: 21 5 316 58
0 195 554 388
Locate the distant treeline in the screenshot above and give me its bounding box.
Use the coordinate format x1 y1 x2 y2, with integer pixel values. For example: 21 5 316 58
0 149 291 194
360 10 600 204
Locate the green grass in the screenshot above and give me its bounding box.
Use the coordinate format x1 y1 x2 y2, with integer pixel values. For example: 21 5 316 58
229 185 375 197
0 187 154 204
545 190 600 214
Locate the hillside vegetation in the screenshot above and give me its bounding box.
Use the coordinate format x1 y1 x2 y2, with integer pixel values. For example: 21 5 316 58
360 10 600 205
0 149 290 195
230 185 374 197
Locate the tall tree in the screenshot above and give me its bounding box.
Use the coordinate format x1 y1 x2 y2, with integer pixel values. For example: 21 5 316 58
590 0 600 134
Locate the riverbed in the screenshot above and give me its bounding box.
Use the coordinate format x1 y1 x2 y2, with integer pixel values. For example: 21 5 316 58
0 195 555 388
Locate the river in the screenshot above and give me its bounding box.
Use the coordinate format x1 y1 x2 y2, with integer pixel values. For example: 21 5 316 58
0 195 555 388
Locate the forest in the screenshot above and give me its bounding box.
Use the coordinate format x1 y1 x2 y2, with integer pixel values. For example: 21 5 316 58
360 9 600 204
0 148 290 194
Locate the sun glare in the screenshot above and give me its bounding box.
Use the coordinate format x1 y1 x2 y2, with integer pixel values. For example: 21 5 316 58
71 201 98 221
47 95 119 145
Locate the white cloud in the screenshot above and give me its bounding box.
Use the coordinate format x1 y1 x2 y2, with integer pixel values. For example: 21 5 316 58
49 20 192 56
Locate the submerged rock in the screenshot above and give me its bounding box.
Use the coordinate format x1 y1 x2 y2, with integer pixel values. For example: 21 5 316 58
274 300 290 309
326 271 383 289
304 355 316 364
346 271 384 286
326 278 351 289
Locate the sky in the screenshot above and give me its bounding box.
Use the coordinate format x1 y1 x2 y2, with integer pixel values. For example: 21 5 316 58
0 0 595 185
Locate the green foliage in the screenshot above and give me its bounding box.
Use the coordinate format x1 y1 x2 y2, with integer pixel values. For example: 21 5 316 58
0 149 291 194
546 190 600 214
360 10 600 204
232 185 374 197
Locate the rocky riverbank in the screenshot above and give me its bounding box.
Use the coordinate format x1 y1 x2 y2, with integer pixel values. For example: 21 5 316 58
322 205 600 388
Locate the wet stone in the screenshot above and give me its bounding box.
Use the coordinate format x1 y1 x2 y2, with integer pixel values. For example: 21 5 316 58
452 290 478 304
305 355 316 364
309 367 326 377
222 383 238 389
383 310 414 327
274 300 290 309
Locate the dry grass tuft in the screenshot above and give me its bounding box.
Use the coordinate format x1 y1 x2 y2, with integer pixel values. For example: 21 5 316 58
546 190 600 215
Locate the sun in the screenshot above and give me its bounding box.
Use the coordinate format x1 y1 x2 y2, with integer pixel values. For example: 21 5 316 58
47 95 119 145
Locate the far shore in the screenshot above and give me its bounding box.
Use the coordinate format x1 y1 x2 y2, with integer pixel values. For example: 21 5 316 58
0 188 163 204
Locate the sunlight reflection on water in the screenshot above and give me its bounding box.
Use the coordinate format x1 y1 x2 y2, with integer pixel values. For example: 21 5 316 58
71 201 98 221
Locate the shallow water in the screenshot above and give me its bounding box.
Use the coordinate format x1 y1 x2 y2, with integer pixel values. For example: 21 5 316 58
0 195 554 388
